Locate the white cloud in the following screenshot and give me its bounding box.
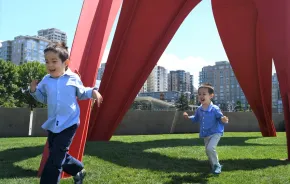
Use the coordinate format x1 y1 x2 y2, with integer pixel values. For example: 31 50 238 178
158 53 215 88
0 40 2 48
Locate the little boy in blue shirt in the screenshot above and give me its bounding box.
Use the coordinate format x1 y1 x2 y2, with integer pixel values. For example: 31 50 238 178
30 42 103 184
183 83 229 174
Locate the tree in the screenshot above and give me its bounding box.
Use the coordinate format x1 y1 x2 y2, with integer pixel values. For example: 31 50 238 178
246 104 252 112
189 99 195 105
15 61 47 109
131 101 141 110
235 100 243 112
0 59 19 107
219 103 227 111
130 100 152 110
189 94 196 105
175 94 189 111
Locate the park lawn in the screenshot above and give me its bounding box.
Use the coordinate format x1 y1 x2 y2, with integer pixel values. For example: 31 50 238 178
0 132 289 184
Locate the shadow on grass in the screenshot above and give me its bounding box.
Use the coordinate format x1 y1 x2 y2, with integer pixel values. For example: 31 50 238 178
84 138 289 173
84 137 289 183
0 145 43 179
0 136 288 183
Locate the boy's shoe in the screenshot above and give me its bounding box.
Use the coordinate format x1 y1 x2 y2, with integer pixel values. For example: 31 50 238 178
73 169 86 184
212 164 222 174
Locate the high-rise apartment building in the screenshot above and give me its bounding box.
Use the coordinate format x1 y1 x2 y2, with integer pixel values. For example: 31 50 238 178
139 65 168 94
38 28 67 43
199 61 247 109
1 28 67 64
11 35 51 65
144 65 168 92
0 40 13 61
190 75 194 95
272 73 283 113
139 80 148 93
157 66 168 92
168 70 193 93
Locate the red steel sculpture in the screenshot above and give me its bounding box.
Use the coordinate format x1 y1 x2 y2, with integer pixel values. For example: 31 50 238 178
38 0 290 177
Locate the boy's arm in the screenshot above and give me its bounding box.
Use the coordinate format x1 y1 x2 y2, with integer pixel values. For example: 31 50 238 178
188 109 199 123
74 76 97 100
214 106 229 123
30 79 47 104
214 106 223 120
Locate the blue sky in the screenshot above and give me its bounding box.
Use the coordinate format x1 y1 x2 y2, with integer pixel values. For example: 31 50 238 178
0 0 230 86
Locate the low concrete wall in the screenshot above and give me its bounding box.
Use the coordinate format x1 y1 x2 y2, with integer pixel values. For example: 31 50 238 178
222 112 260 132
114 111 175 135
0 107 286 137
172 111 199 133
31 108 47 137
222 112 285 132
116 111 286 134
272 113 285 131
0 107 30 137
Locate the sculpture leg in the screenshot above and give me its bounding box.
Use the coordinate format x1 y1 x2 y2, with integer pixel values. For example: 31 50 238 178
212 0 275 136
255 0 290 159
37 0 122 177
88 0 201 141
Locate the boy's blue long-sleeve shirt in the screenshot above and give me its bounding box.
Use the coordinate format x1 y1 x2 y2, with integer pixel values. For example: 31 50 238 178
189 102 225 138
30 69 95 133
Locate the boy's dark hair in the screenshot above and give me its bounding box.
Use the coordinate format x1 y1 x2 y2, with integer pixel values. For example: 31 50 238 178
198 83 214 94
44 42 69 62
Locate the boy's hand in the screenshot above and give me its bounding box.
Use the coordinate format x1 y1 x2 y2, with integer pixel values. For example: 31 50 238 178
92 90 103 107
221 116 229 123
183 112 189 119
30 80 38 93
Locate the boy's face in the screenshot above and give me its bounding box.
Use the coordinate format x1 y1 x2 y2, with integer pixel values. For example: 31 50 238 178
44 51 67 78
198 87 214 105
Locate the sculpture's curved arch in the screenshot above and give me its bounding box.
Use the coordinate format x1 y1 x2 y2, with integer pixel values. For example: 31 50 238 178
38 0 290 177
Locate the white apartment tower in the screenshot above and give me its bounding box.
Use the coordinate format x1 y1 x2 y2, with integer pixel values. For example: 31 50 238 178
38 28 67 43
140 65 168 93
147 65 168 92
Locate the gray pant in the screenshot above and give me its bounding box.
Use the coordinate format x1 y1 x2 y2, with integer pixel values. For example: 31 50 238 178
204 133 222 168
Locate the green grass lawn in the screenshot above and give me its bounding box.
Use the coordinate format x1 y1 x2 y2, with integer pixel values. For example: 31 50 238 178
0 132 289 184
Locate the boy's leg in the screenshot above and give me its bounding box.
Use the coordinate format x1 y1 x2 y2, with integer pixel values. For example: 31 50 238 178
62 153 84 175
40 131 56 184
204 136 212 167
40 124 81 184
205 133 222 168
